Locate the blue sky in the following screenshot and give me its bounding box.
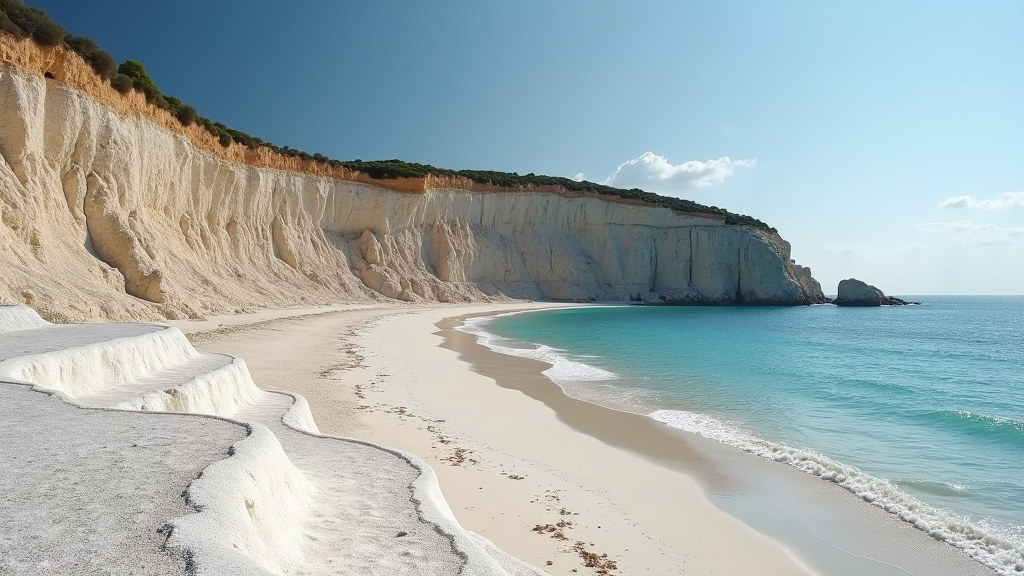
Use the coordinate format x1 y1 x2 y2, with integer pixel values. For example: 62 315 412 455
33 1 1023 294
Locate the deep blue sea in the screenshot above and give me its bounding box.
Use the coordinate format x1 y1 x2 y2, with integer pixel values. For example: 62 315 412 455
465 297 1024 575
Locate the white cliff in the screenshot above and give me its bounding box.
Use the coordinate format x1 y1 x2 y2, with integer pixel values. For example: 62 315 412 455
0 44 824 322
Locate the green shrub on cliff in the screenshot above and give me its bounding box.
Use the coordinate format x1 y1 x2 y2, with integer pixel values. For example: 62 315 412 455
64 34 98 56
109 73 133 94
172 104 197 126
337 159 773 229
0 9 23 37
0 0 64 46
175 107 195 127
117 60 161 102
65 35 117 79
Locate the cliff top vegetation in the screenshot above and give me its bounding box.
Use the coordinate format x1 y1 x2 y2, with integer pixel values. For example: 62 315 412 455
0 0 773 231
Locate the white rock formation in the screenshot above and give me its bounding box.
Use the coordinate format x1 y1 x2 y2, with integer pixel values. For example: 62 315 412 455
0 62 823 321
0 304 547 575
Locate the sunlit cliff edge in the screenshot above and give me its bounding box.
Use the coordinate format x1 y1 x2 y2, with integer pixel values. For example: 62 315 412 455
0 36 825 322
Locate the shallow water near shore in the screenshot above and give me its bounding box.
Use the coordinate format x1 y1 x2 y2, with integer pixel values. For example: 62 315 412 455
467 297 1024 575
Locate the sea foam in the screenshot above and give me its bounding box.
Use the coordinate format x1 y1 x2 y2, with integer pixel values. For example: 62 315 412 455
461 314 617 386
649 408 1024 576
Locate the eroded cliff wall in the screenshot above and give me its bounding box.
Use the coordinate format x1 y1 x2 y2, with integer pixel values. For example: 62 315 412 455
0 60 824 322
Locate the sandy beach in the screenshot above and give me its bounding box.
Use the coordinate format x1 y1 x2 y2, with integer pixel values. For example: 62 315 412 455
180 302 807 574
1 4 1016 573
171 302 991 575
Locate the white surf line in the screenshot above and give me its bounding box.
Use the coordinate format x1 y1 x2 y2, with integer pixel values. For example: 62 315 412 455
649 407 1023 575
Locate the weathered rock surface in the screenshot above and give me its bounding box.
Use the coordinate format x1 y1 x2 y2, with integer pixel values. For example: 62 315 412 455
0 60 825 321
834 278 917 306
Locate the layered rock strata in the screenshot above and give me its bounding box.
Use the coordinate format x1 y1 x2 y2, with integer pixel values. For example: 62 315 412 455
0 38 824 322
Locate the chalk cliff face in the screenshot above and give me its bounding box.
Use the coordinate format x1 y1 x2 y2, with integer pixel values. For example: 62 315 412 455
0 59 824 322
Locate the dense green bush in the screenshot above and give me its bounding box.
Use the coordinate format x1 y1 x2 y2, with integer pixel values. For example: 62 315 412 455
165 96 199 126
196 120 258 146
65 35 116 79
63 34 98 56
110 73 133 94
31 17 61 45
117 60 161 103
0 0 64 45
174 104 197 126
87 47 117 79
0 9 24 37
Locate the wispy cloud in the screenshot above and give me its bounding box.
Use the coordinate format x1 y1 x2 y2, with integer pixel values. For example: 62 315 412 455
895 242 928 253
938 191 1024 210
825 244 869 254
918 221 1024 248
572 173 585 182
956 237 1014 246
919 221 1024 235
603 151 754 193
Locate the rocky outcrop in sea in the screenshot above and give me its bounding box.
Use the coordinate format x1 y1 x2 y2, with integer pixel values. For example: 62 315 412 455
833 278 918 306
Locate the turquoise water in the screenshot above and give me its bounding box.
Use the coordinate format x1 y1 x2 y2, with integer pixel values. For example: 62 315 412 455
469 297 1024 574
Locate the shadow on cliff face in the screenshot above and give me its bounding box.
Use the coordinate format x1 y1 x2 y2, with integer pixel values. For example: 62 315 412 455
82 173 165 304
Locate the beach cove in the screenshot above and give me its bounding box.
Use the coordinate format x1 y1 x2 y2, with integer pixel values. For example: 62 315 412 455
177 303 994 575
1 3 1019 572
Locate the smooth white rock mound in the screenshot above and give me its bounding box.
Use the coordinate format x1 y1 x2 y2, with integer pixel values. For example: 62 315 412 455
0 305 547 575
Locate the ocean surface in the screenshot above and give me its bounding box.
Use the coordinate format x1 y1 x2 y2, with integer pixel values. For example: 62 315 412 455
463 297 1024 575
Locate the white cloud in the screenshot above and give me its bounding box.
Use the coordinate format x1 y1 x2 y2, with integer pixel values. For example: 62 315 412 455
603 151 755 193
919 221 976 233
895 242 928 253
825 244 869 254
572 173 585 182
938 191 1024 210
956 237 1014 246
918 221 1024 248
938 195 974 209
919 221 1024 235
